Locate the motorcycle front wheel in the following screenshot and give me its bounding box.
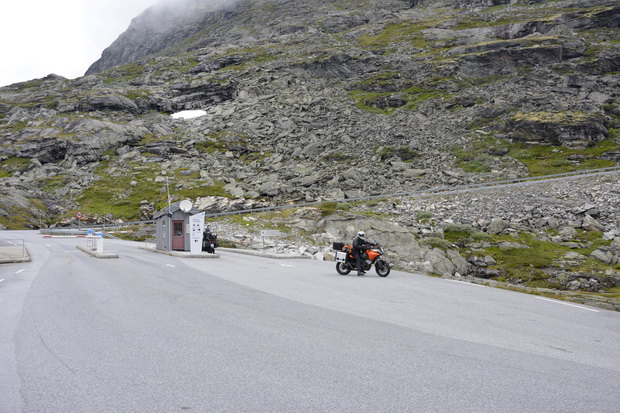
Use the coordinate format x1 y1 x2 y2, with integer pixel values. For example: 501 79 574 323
336 262 352 275
375 259 390 277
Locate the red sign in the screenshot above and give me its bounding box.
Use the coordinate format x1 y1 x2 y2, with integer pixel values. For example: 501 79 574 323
75 211 84 219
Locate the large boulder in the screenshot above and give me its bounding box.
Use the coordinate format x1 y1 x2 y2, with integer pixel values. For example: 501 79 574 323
582 215 605 232
424 248 455 275
487 218 510 235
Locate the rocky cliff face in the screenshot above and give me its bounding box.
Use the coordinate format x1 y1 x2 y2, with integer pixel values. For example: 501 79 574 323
2 0 618 226
1 0 619 301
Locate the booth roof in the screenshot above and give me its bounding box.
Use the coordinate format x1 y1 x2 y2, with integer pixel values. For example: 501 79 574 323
153 201 202 219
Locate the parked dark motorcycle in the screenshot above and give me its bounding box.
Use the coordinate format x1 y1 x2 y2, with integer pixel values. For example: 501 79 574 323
332 241 391 277
202 231 219 254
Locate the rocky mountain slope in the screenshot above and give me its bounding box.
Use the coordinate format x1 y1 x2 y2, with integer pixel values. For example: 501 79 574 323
1 0 619 302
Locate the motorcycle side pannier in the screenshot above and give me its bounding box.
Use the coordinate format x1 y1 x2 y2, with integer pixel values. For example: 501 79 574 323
335 251 347 263
332 242 345 251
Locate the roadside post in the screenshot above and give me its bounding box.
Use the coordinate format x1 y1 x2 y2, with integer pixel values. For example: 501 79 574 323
86 228 94 250
95 232 104 254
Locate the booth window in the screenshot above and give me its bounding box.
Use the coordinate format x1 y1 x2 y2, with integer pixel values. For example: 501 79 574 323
174 222 183 237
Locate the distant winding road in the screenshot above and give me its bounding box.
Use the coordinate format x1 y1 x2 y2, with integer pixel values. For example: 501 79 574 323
1 230 619 412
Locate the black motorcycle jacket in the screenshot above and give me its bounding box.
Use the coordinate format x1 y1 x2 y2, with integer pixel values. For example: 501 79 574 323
353 237 370 252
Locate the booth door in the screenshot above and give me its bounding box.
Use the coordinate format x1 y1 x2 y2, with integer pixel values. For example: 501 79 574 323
171 220 185 250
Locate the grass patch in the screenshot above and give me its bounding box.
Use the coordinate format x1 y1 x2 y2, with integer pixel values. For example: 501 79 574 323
358 20 431 50
454 133 619 176
510 139 619 176
77 148 237 221
476 231 611 288
322 151 357 162
376 145 419 162
1 157 31 175
316 202 351 217
176 182 230 199
485 238 560 286
416 211 433 222
0 214 29 230
350 86 449 114
572 229 611 255
39 175 68 191
453 134 510 173
443 224 486 245
420 236 454 250
103 62 146 83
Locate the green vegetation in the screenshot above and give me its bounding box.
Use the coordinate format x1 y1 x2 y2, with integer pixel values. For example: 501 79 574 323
510 139 619 176
572 229 612 256
195 139 228 154
420 236 454 250
104 62 147 83
350 86 449 114
443 224 490 245
0 157 31 176
349 89 395 114
0 211 29 230
485 239 560 286
453 134 510 173
317 201 352 217
16 78 46 91
455 132 619 176
0 121 28 134
512 110 600 124
358 20 434 49
208 47 277 72
0 199 46 229
77 157 232 220
39 175 68 191
446 227 614 289
177 182 229 199
415 211 433 222
123 90 152 100
322 151 357 162
376 145 419 162
195 130 259 159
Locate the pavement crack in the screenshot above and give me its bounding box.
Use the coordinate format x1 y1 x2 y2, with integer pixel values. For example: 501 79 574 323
35 325 77 375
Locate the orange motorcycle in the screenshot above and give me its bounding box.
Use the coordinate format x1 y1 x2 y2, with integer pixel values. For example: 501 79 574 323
333 241 391 277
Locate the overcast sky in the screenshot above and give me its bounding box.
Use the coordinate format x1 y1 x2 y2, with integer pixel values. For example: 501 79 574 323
0 0 159 87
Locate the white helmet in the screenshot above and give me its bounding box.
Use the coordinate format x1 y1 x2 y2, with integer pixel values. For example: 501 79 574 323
357 231 365 238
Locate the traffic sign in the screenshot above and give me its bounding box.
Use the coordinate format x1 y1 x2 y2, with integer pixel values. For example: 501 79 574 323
260 230 282 237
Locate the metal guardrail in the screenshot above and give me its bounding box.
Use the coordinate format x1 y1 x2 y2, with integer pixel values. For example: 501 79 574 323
200 165 620 219
46 166 620 230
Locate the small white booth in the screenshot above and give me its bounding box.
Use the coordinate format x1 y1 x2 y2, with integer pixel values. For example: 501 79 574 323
154 200 204 253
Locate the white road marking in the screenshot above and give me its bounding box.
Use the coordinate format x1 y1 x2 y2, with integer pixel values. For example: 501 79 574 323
535 296 599 312
444 279 486 287
0 279 5 283
16 269 25 274
166 264 176 268
280 264 295 267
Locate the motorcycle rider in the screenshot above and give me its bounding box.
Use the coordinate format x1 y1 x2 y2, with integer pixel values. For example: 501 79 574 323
353 230 372 276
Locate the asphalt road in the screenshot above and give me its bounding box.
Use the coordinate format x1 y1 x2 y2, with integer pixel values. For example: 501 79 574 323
1 230 619 412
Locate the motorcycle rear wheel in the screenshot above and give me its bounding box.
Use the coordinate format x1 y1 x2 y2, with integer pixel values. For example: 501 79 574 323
336 262 352 275
375 259 390 277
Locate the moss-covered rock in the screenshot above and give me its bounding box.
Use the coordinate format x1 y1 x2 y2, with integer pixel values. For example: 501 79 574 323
505 111 608 147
